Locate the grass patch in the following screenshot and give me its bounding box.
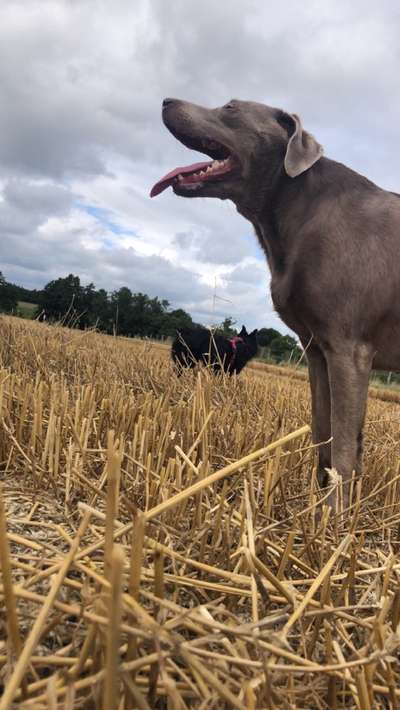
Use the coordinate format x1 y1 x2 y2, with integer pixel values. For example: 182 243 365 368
16 300 38 319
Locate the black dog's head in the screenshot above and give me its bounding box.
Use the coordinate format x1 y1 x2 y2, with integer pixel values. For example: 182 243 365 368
150 99 323 214
229 325 258 374
238 325 258 358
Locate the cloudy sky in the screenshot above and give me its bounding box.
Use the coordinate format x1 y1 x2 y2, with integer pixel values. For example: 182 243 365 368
1 1 400 332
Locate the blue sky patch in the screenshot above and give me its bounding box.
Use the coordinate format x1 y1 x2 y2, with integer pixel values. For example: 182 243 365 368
77 203 136 238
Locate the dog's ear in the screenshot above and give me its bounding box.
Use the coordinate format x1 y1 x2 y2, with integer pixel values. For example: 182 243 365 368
251 329 258 337
239 325 247 336
283 114 323 178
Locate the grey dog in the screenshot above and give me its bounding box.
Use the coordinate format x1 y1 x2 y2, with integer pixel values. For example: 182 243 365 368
151 98 400 507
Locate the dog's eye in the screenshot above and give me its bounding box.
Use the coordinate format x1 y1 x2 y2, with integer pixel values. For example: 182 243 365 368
224 102 236 110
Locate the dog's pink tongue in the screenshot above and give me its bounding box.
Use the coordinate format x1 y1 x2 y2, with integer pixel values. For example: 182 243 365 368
150 161 210 197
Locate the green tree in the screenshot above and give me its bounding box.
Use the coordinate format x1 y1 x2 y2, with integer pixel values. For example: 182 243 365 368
24 273 200 338
11 283 43 304
40 274 85 323
90 288 111 331
270 334 302 363
0 272 18 313
162 308 193 337
257 327 281 347
110 287 134 335
130 292 152 336
215 316 237 338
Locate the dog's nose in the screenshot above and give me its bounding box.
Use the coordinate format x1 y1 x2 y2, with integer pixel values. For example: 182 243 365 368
162 98 177 110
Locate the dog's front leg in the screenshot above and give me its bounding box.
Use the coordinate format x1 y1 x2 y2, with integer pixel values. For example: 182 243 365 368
304 342 332 490
325 343 373 510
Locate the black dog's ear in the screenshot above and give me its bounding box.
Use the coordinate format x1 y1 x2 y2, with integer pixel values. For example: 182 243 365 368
239 325 247 335
251 329 258 337
279 112 323 178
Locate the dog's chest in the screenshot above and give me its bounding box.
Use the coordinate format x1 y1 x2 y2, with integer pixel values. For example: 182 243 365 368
270 274 306 336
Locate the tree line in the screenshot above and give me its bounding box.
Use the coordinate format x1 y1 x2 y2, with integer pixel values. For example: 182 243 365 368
0 272 197 338
0 271 304 363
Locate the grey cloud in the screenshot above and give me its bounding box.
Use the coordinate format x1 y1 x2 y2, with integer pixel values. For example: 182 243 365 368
1 0 399 333
101 249 210 304
173 232 197 251
2 0 399 185
0 215 211 315
173 227 251 264
3 180 72 215
0 179 73 234
226 261 267 286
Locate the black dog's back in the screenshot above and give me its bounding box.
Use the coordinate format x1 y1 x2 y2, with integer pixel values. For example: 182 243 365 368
171 326 258 375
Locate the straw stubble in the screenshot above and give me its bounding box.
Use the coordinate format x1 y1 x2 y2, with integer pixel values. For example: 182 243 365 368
0 316 399 708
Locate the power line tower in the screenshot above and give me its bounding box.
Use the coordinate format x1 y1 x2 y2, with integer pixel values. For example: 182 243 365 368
210 277 233 330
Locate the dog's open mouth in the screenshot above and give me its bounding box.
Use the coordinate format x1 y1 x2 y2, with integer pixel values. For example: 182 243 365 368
150 137 239 198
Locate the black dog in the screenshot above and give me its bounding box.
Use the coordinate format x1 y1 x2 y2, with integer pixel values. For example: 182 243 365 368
171 325 258 375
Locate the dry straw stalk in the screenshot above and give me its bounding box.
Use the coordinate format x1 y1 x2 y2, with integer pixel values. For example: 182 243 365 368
0 316 399 708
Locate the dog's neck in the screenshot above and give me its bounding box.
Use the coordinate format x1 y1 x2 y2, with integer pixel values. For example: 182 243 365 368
236 160 340 276
241 156 377 256
235 166 295 275
230 335 243 350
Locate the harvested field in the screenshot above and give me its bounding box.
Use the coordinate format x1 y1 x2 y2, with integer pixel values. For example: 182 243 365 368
1 316 400 708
